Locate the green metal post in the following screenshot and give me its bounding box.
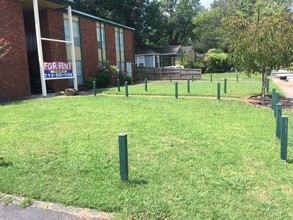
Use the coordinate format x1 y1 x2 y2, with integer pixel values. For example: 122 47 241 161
236 74 239 82
170 74 172 82
187 78 190 93
217 83 220 101
224 78 227 94
118 133 128 182
175 82 178 99
276 103 282 139
280 116 288 161
145 78 148 92
125 81 129 97
117 79 120 92
93 81 96 96
266 79 270 93
271 88 276 109
274 93 280 117
192 75 194 82
210 74 213 82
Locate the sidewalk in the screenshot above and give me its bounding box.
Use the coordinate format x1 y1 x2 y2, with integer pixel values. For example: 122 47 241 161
271 78 293 101
0 194 112 220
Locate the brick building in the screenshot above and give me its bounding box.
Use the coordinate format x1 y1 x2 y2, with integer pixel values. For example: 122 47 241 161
0 0 135 98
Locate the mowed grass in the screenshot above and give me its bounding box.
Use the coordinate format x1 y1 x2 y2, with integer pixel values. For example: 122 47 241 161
201 72 263 81
101 79 280 98
1 96 293 219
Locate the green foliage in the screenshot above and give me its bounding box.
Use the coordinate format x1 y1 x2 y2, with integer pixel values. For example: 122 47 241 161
193 60 206 71
94 66 111 88
125 76 132 85
193 8 223 53
224 12 293 102
204 49 230 73
84 77 96 89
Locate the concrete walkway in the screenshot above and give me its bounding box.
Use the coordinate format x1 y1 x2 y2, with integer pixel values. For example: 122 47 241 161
271 77 293 101
0 194 112 220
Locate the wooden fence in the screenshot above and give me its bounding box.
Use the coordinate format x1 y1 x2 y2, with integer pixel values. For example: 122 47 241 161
135 67 202 81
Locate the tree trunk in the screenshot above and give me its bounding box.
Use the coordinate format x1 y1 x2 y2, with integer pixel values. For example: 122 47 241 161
261 68 267 105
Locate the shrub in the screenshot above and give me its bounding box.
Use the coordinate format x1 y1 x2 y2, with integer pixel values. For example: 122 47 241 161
95 66 111 88
204 48 231 73
84 77 96 89
125 76 132 85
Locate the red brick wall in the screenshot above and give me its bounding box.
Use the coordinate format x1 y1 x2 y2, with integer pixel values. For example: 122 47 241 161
79 18 98 78
39 9 68 91
0 0 31 98
124 29 134 63
105 24 116 66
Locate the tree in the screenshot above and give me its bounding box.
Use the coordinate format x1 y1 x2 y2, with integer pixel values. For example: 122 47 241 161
192 8 223 53
225 12 293 104
169 0 202 45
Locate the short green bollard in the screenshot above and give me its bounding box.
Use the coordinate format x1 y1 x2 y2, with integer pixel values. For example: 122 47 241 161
266 79 270 92
125 81 129 97
224 78 227 94
281 116 288 161
271 88 276 109
192 75 194 82
170 74 172 82
187 78 190 93
118 133 128 182
217 83 220 101
236 74 239 82
145 78 148 92
276 103 282 139
274 93 280 117
175 82 178 99
93 81 96 96
117 79 120 92
210 74 213 82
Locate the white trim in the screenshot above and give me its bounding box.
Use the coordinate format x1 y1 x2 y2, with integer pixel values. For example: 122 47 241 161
41 37 71 44
153 54 155 67
45 77 75 80
33 0 47 97
68 6 78 90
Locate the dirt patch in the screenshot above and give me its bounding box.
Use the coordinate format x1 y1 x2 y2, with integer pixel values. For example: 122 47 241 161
247 95 293 110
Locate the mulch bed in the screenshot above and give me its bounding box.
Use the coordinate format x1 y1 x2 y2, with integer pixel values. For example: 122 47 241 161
247 95 293 110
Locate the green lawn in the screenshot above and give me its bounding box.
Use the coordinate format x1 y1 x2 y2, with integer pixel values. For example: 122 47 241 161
1 95 293 219
101 79 282 98
201 72 263 81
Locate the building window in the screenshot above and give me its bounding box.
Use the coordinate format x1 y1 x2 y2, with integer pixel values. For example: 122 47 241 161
97 23 107 66
68 60 83 85
136 56 144 67
64 19 81 47
64 16 83 85
26 33 37 52
115 28 125 71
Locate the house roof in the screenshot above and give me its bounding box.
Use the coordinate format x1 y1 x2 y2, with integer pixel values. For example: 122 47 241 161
135 45 182 56
181 46 194 54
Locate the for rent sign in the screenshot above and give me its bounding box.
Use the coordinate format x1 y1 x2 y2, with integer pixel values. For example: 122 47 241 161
44 62 73 78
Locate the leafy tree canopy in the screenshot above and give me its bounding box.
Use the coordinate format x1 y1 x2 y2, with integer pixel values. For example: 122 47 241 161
224 12 293 103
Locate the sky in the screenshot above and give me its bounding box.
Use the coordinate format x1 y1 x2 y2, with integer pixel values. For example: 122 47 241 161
200 0 213 8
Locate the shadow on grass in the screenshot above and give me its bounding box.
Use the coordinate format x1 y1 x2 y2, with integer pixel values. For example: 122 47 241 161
128 179 148 185
286 159 293 164
0 160 13 167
